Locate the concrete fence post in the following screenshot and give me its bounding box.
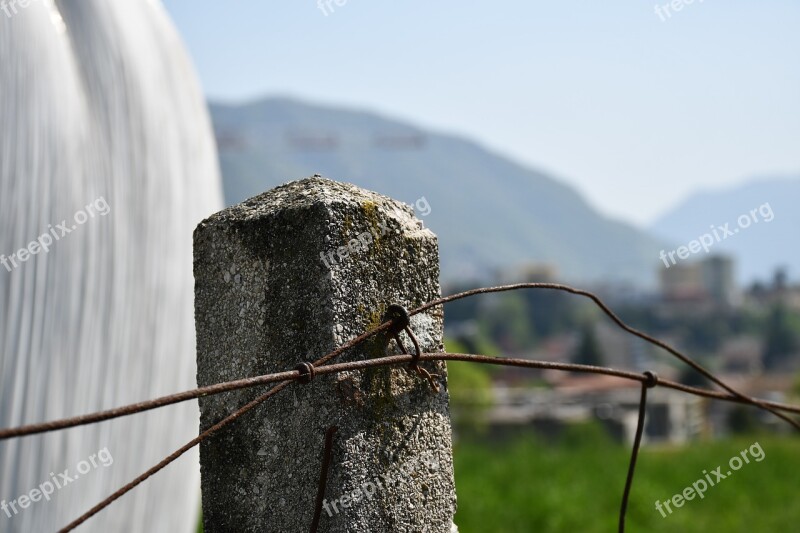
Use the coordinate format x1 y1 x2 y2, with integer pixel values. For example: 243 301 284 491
193 176 457 532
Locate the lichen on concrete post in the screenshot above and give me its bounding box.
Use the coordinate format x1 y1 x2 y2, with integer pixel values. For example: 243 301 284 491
194 176 457 532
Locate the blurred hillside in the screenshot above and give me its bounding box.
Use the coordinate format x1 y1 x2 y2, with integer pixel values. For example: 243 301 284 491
210 97 665 285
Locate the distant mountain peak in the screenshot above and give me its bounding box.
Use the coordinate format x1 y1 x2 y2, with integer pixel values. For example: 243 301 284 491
650 176 800 283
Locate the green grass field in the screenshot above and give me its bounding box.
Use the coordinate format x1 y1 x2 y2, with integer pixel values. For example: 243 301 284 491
452 426 799 532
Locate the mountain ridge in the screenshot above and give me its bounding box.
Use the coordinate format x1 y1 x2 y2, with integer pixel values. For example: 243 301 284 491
210 96 666 285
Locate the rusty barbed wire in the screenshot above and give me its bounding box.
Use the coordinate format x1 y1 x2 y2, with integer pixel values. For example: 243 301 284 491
58 352 798 531
412 283 800 430
0 283 795 531
57 317 395 532
58 382 291 533
0 318 396 441
4 350 798 443
4 283 799 441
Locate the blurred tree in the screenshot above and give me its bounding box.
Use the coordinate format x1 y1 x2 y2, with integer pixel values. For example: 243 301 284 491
521 289 577 338
763 302 800 370
571 323 605 367
450 330 501 359
685 315 730 353
678 365 710 388
727 405 760 435
729 308 766 336
442 281 485 324
616 305 660 332
444 338 494 432
479 293 536 353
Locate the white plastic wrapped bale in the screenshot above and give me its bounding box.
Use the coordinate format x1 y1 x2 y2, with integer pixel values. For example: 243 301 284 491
0 1 222 531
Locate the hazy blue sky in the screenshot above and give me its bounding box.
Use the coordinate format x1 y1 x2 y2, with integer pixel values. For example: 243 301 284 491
162 0 799 226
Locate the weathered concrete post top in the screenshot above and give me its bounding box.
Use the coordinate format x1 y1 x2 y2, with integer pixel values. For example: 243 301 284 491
194 176 456 532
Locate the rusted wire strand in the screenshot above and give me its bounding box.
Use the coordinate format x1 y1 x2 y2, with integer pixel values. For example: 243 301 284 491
411 283 800 430
618 371 657 533
429 353 798 413
0 282 794 531
427 353 800 416
0 370 296 440
0 319 395 441
4 349 800 442
6 283 798 440
58 381 291 533
310 426 338 533
57 351 800 531
58 319 393 531
4 283 798 440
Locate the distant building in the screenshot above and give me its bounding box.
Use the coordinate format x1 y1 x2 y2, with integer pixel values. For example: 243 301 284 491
484 381 704 445
660 261 705 301
718 336 763 374
500 262 558 284
659 255 739 309
701 255 739 307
